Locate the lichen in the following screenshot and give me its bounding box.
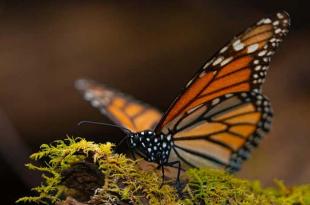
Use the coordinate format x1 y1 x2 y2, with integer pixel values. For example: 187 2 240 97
17 137 310 205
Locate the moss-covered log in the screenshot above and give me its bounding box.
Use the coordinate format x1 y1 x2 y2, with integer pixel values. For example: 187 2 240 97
17 137 310 205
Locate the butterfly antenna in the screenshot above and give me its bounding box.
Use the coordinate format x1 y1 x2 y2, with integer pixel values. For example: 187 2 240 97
78 120 132 134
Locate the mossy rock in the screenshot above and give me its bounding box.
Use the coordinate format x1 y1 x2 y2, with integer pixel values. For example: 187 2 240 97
17 137 310 205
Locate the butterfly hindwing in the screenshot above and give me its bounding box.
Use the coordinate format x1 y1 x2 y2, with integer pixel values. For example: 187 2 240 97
168 91 272 171
75 79 162 132
155 11 289 132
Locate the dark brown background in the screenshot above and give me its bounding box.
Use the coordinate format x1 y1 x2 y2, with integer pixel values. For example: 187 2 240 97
0 1 309 203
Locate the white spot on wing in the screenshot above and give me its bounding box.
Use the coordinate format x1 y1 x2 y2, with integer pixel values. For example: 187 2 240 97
275 28 282 34
84 92 93 100
199 72 206 78
225 93 233 98
203 60 212 69
273 20 279 26
257 18 265 25
213 56 224 66
263 18 272 24
233 39 244 51
187 104 203 114
247 43 259 53
186 79 194 88
277 13 284 19
270 38 276 42
233 39 241 46
219 46 228 53
254 65 261 71
211 98 220 105
91 100 100 107
267 51 274 56
258 50 267 56
220 56 234 66
241 93 247 97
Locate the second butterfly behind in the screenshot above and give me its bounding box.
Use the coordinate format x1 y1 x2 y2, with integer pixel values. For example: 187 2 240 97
76 11 290 181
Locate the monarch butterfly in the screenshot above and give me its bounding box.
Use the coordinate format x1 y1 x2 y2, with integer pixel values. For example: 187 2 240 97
76 11 290 181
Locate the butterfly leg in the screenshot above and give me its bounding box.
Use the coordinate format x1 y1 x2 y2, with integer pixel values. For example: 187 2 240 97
158 161 182 190
165 160 182 191
130 150 137 160
160 165 165 188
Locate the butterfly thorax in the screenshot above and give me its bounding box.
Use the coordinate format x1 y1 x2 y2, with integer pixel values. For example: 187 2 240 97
129 131 173 165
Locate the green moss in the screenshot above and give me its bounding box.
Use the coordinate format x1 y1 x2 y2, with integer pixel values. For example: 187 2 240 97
16 137 176 204
17 137 310 205
182 168 310 205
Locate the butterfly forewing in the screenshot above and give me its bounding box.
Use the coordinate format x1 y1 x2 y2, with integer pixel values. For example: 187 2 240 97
75 79 162 132
155 11 289 132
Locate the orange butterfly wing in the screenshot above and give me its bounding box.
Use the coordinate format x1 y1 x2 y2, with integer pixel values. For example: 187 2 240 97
155 11 289 133
76 79 162 132
168 91 272 170
153 11 289 171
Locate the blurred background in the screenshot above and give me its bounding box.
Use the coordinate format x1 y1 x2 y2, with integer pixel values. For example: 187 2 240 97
0 0 309 203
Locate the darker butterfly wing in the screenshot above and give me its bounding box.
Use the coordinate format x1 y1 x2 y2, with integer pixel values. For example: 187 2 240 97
75 79 162 132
